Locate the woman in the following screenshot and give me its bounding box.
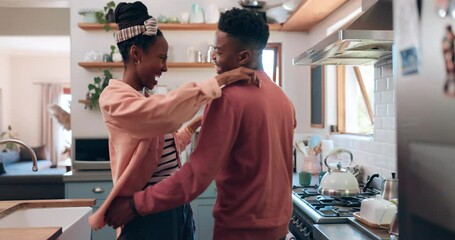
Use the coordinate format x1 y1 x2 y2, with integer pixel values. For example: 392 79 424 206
88 2 258 239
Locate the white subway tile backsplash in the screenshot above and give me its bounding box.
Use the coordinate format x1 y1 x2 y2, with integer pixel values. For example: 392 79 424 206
381 117 394 130
373 154 388 168
376 78 388 92
387 77 395 90
370 142 382 154
387 103 396 117
375 66 382 79
374 92 382 105
381 90 394 104
387 158 397 173
380 143 396 158
374 129 387 143
382 63 393 78
375 104 388 117
357 140 369 152
386 129 397 143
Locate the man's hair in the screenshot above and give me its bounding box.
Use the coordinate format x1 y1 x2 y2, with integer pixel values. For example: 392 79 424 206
218 8 269 51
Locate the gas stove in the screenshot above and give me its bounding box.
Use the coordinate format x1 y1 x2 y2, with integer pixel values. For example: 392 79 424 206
289 185 381 240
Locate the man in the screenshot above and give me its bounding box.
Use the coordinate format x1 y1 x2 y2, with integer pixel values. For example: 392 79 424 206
105 8 296 240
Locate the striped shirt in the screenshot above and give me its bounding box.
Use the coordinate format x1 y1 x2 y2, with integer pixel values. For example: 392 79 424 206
148 133 179 185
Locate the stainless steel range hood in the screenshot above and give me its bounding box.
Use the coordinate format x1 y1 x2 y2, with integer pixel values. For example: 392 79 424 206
293 0 393 66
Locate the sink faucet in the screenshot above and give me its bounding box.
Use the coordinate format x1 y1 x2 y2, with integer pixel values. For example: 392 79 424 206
0 139 38 172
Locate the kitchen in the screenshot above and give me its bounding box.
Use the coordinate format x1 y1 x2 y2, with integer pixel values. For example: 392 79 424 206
0 0 454 240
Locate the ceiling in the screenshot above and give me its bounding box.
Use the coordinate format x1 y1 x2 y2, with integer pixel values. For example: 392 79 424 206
0 36 70 53
0 0 68 8
0 0 70 53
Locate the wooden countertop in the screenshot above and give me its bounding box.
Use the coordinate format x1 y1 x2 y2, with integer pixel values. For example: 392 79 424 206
0 199 95 240
0 227 62 240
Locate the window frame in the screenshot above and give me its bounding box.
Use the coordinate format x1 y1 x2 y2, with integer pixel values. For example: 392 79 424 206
263 43 282 86
337 65 374 135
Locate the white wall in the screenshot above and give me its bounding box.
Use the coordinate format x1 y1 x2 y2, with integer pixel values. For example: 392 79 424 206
7 54 70 146
0 53 10 134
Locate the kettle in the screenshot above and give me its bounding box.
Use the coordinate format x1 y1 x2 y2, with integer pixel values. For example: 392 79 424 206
382 172 398 200
318 148 360 197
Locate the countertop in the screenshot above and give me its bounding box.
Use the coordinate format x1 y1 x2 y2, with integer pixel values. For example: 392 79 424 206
63 170 112 182
0 199 95 240
313 221 395 240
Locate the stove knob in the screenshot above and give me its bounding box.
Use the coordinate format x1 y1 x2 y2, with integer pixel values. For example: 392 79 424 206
293 218 300 225
303 227 311 238
297 223 304 232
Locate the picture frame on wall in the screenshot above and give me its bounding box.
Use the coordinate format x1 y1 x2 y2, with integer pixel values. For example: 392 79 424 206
311 65 324 128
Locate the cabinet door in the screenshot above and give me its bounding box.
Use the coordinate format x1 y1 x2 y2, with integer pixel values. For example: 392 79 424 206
191 198 215 240
91 207 117 240
65 181 116 240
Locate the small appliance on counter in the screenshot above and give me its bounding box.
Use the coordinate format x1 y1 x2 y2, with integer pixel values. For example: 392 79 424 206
72 138 110 170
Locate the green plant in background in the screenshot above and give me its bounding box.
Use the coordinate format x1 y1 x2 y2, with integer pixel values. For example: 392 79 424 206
95 1 116 31
0 125 20 151
78 9 102 23
110 45 116 60
85 69 112 109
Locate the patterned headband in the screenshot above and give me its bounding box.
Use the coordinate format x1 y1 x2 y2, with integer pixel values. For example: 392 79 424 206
114 17 159 43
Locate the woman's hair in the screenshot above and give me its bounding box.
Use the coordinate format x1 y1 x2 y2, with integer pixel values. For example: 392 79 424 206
218 8 269 52
115 1 164 63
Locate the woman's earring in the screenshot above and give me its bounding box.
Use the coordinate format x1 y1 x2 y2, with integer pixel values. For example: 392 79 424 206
135 60 140 65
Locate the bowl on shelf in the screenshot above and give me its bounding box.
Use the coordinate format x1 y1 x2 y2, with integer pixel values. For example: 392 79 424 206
238 0 266 9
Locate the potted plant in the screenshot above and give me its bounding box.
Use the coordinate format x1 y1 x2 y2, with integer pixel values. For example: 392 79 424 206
84 69 113 109
110 45 123 62
95 1 117 31
78 9 103 23
0 125 20 151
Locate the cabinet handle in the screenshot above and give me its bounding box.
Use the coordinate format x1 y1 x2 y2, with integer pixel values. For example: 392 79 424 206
92 187 105 193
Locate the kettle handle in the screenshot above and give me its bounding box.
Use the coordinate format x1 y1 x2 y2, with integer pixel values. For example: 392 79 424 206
323 147 353 171
363 173 380 192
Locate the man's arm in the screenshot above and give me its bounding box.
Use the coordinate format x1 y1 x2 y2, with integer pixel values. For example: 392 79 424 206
105 95 239 228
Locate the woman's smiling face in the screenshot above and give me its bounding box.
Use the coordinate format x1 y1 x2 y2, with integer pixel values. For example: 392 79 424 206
136 36 169 90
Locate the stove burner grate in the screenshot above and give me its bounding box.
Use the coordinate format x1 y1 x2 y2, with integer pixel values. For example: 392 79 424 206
315 195 363 207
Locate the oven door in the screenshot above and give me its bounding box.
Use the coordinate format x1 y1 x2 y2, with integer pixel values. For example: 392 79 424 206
289 203 314 240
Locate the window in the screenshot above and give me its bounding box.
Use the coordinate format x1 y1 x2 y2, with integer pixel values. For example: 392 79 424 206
263 43 282 86
59 87 72 159
337 65 374 135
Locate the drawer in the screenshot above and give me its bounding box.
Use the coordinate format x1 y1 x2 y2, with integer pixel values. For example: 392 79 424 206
65 181 113 200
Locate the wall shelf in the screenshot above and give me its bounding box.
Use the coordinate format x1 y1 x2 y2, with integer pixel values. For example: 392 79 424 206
78 62 214 69
78 23 282 31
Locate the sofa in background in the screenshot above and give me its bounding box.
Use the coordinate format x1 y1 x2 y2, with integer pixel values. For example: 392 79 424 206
0 146 67 200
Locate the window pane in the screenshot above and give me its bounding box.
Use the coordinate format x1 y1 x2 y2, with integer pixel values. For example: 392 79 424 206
344 66 374 134
262 49 275 83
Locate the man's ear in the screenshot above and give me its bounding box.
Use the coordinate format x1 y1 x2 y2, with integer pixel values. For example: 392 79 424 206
129 45 142 63
238 49 252 66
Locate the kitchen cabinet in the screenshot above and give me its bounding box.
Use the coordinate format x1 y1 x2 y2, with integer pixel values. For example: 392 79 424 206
64 171 115 240
190 181 217 240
